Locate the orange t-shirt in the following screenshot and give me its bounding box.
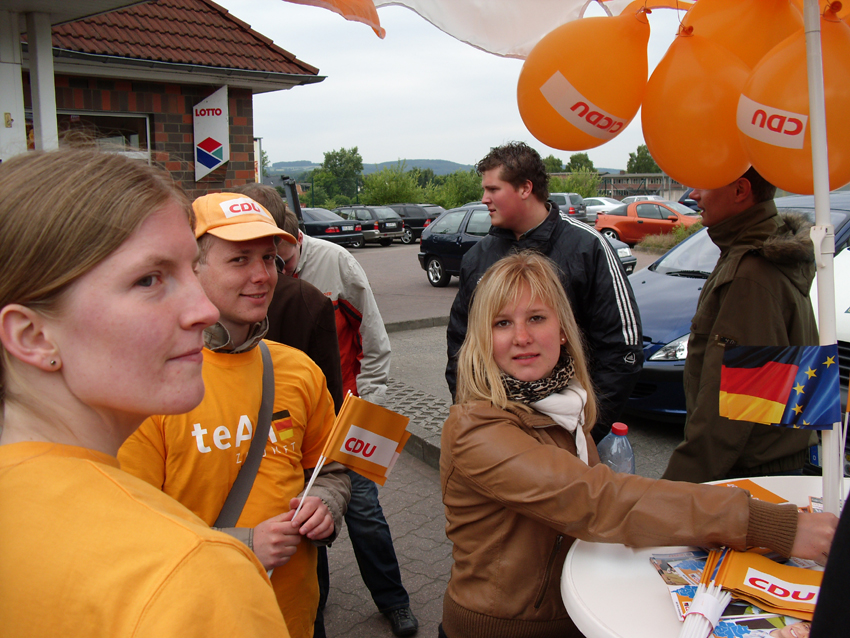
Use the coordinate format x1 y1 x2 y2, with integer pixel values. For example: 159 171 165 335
119 341 335 638
0 441 288 637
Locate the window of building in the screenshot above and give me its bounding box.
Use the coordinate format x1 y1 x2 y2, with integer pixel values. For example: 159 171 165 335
46 112 151 161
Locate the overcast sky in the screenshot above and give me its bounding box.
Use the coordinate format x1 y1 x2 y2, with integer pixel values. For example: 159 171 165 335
217 1 687 170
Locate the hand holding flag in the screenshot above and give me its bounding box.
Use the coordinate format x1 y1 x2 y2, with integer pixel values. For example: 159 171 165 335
295 393 411 518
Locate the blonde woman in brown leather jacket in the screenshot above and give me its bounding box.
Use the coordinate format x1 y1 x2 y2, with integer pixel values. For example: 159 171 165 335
439 251 836 638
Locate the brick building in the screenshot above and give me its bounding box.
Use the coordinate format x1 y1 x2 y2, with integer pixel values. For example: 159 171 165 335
6 0 321 199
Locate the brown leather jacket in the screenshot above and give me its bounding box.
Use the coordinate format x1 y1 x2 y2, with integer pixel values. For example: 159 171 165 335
440 402 794 638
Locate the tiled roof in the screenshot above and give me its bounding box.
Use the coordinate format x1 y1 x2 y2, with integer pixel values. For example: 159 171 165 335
49 0 319 76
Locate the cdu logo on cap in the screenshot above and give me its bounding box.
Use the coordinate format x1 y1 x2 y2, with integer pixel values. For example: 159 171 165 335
220 197 274 220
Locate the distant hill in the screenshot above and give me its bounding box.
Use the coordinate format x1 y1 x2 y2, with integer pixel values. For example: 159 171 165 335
268 159 474 179
362 159 474 176
272 160 315 168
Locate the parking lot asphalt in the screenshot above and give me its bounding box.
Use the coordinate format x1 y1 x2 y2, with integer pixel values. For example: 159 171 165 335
320 243 676 637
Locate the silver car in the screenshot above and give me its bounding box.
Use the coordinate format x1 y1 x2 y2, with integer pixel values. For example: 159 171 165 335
582 196 622 223
620 195 665 205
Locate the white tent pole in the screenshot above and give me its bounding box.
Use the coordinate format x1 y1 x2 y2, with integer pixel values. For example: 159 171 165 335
0 11 27 160
804 0 841 515
26 12 58 152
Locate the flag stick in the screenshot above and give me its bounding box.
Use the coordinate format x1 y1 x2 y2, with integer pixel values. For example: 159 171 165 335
294 454 328 520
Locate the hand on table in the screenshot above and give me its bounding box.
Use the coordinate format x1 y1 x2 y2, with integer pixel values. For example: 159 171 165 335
791 512 838 563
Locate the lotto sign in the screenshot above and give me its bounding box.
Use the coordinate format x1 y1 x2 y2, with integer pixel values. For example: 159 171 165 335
194 86 229 181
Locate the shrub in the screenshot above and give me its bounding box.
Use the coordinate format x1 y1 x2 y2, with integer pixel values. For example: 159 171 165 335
636 221 703 253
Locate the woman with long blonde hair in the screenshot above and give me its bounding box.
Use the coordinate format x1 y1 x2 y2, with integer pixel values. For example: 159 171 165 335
0 149 289 637
440 251 836 638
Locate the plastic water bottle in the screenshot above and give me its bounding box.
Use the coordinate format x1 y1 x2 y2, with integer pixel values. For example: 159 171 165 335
597 422 635 474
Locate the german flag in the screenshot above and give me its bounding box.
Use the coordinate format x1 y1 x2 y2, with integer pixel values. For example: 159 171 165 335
719 344 841 429
271 409 295 441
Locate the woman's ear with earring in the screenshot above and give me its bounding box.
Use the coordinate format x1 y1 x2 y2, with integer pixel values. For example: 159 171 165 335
0 304 61 372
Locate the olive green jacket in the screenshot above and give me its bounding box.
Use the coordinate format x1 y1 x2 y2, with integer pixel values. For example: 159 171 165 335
663 201 818 483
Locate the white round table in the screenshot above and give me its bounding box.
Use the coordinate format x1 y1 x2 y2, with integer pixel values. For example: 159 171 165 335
561 476 838 638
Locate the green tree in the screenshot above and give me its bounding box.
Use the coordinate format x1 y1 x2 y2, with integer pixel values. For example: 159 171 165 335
542 154 564 174
304 168 335 207
260 149 270 178
361 162 422 205
409 166 436 189
627 144 661 173
322 147 364 199
424 169 483 209
550 168 600 198
566 152 595 173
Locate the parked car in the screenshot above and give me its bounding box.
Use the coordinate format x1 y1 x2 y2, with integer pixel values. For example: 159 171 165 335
582 196 622 223
417 204 637 287
620 194 666 205
300 207 365 248
625 192 850 422
388 203 446 244
334 205 404 246
678 187 701 212
549 192 588 223
595 200 701 245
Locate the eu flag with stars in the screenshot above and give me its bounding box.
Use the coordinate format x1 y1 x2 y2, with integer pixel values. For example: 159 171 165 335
719 344 841 429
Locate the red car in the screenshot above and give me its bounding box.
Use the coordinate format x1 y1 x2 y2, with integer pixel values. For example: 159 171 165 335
594 200 701 244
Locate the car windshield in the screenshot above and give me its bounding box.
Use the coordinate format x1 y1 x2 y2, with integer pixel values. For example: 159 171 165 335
569 194 583 205
304 208 342 222
665 201 701 216
374 207 402 220
653 206 850 277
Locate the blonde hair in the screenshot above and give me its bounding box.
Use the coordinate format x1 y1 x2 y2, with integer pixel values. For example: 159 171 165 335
0 148 190 405
456 251 597 427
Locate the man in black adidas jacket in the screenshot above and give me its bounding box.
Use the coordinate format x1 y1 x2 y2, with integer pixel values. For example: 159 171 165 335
446 142 643 442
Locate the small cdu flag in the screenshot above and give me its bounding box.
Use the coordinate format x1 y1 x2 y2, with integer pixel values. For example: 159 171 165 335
719 344 841 429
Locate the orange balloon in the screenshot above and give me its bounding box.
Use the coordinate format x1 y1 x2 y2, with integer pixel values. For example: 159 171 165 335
517 10 649 151
682 0 803 69
790 0 850 20
642 32 751 189
739 14 850 194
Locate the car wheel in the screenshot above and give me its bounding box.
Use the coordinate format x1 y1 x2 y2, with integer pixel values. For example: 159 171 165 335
426 257 450 287
601 228 619 241
400 228 414 244
351 235 365 249
379 238 393 246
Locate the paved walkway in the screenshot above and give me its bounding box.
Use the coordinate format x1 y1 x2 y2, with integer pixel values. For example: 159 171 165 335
324 451 449 638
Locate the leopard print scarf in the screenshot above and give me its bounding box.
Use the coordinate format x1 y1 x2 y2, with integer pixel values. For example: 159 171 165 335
501 353 576 405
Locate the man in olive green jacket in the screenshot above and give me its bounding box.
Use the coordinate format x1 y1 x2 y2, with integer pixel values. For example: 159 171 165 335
663 168 817 483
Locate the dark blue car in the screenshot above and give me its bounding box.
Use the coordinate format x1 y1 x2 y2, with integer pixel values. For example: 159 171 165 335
626 192 850 422
417 203 637 287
